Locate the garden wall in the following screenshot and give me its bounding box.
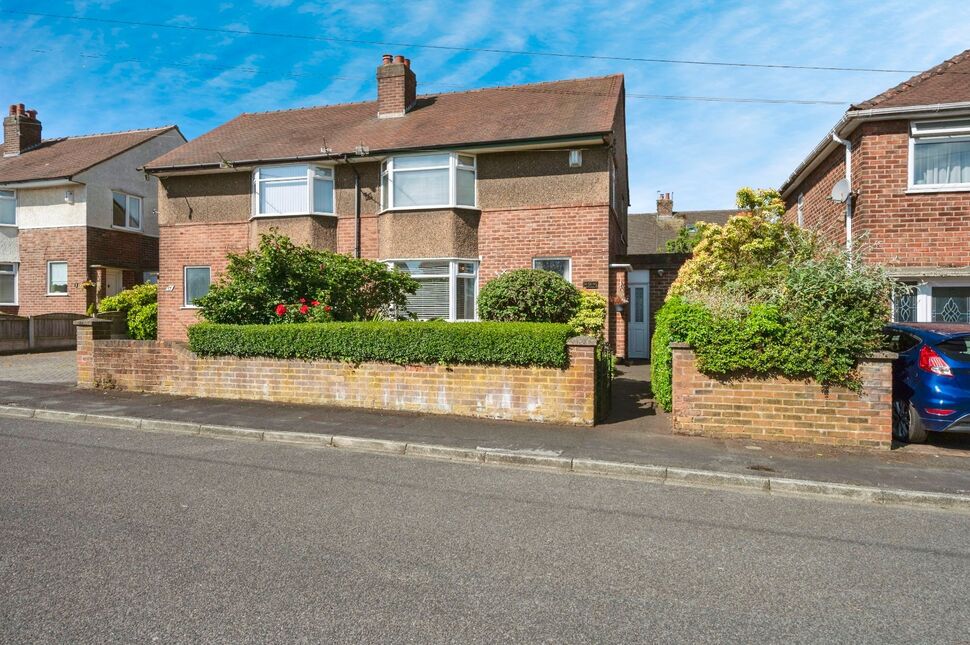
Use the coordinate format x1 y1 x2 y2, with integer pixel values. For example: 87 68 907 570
76 319 597 425
671 344 894 448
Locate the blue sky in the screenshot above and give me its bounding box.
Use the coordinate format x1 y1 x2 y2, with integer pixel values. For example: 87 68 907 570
1 0 969 211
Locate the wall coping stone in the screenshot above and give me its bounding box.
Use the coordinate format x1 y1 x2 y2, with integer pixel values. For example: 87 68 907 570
74 317 113 328
567 335 598 347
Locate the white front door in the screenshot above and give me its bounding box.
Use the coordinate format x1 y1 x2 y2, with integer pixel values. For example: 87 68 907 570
628 273 650 359
105 269 124 297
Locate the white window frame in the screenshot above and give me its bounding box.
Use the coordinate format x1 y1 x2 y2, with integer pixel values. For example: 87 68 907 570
796 193 804 226
183 265 211 309
386 258 479 322
46 261 68 296
0 189 15 227
533 257 572 282
380 152 477 211
0 262 17 305
908 119 970 193
111 191 143 231
252 164 336 217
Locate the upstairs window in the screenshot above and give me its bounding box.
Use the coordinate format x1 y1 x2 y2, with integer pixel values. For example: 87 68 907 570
911 119 970 190
381 153 476 210
254 164 334 216
0 190 16 226
112 192 142 230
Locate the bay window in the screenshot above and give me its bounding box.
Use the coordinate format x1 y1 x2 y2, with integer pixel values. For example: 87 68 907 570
932 286 970 323
910 119 970 190
391 259 478 321
0 190 15 226
381 153 476 210
254 164 335 216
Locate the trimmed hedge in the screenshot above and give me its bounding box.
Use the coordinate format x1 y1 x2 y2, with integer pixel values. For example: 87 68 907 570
188 321 575 368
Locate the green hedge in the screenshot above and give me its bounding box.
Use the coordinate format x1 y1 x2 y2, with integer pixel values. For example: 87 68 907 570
187 321 575 368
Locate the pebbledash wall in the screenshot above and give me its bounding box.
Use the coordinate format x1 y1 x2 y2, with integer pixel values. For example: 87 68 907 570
76 319 599 425
670 345 895 449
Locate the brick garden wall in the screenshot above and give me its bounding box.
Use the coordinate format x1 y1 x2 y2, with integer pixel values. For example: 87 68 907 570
671 345 894 448
77 321 598 425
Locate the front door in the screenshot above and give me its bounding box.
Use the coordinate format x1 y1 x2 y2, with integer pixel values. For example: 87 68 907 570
105 269 124 297
628 274 650 359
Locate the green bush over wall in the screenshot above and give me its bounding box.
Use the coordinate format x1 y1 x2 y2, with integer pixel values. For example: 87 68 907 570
98 283 158 340
651 199 901 412
478 269 581 323
188 321 575 368
568 290 608 339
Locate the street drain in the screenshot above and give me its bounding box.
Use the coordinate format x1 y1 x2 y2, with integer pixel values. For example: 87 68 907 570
747 464 776 473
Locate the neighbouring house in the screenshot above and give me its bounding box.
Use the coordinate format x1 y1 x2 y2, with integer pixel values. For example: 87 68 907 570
143 56 632 353
0 104 185 316
781 47 970 324
618 193 736 359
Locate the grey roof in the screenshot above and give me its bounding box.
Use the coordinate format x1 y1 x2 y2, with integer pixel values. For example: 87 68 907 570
627 210 737 254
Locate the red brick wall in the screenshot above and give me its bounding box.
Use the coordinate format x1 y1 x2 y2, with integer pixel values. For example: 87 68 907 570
16 227 91 316
76 328 597 425
671 345 893 448
158 221 249 341
785 120 970 269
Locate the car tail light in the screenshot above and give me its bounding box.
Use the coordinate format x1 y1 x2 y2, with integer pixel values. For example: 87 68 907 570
925 408 956 416
918 345 953 377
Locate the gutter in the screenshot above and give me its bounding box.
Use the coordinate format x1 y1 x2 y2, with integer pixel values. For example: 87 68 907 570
143 132 612 176
779 101 970 199
0 177 82 189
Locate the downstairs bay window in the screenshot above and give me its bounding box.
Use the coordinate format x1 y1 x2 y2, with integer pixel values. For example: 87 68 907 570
390 259 477 321
381 153 476 210
910 119 970 191
253 164 335 216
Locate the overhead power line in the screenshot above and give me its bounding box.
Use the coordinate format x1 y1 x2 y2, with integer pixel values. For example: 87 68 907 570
5 9 928 75
6 45 853 107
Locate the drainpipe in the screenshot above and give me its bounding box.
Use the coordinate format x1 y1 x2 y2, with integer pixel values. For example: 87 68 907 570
341 155 362 258
831 132 853 254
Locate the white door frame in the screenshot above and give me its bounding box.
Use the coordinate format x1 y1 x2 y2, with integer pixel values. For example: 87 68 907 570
627 270 650 359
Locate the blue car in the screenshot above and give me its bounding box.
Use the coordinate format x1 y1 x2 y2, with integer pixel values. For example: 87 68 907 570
884 323 970 443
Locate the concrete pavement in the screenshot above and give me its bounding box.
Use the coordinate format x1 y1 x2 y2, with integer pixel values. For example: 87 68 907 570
3 418 970 643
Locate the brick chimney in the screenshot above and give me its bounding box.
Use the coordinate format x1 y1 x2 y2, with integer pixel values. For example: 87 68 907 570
3 103 42 157
656 192 675 218
377 54 416 118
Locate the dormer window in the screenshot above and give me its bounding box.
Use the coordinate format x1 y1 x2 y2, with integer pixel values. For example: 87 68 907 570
253 164 335 216
910 119 970 191
380 153 476 210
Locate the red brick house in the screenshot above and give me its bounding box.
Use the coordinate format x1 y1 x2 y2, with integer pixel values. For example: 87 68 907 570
144 56 632 353
0 104 184 316
780 48 970 323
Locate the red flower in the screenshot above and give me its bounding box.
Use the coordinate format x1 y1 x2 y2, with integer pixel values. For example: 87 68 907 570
324 305 332 312
299 304 309 315
299 297 306 304
311 300 320 307
275 304 287 316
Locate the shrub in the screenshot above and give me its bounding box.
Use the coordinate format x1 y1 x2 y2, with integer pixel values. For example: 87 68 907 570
650 189 901 412
98 283 158 340
478 269 580 323
568 290 608 339
196 232 418 324
188 321 575 368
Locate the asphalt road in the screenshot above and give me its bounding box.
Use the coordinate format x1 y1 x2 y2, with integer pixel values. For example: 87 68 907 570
3 419 970 644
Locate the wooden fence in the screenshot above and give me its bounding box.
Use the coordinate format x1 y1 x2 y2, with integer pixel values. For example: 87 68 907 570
0 313 88 354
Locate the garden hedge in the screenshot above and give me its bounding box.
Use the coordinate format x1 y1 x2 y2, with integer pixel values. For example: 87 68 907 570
188 321 575 368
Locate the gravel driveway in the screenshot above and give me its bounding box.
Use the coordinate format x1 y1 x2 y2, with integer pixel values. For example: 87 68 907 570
0 351 76 384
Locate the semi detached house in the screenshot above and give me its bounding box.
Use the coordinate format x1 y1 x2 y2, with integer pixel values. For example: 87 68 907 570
144 56 631 354
781 48 970 323
0 104 184 316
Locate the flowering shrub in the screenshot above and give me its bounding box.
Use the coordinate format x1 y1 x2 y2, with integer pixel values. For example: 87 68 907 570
196 232 418 324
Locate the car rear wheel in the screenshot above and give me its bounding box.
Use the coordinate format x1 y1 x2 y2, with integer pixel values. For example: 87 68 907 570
892 400 929 443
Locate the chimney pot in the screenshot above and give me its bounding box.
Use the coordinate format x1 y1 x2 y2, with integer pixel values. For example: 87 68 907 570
17 103 25 114
404 58 410 68
382 54 392 64
26 109 37 119
8 105 15 116
393 55 405 64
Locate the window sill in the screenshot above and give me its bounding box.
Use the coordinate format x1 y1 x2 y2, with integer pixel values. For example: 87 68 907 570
379 205 481 215
46 293 69 297
180 306 201 310
906 185 970 195
112 225 143 233
0 223 17 228
250 212 338 220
